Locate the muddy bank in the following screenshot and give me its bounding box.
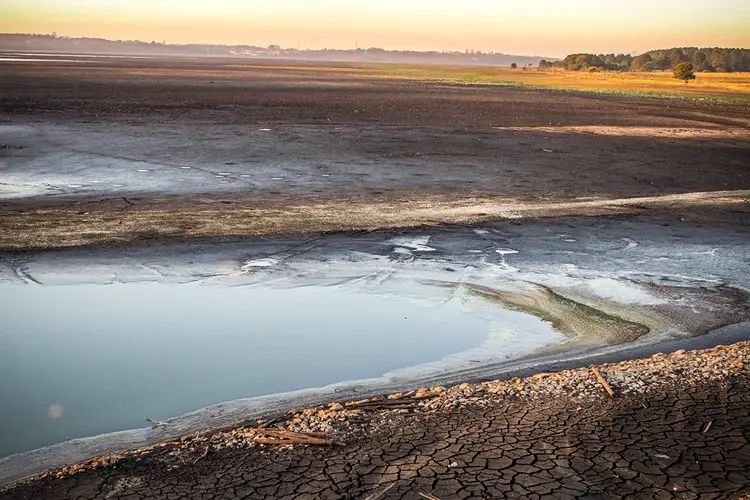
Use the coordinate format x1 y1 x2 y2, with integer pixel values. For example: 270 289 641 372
2 58 748 250
1 190 748 251
2 58 750 208
2 341 749 499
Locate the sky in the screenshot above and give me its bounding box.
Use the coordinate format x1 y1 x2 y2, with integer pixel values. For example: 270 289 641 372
1 0 749 57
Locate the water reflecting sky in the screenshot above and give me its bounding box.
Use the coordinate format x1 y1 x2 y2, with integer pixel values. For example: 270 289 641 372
0 281 558 457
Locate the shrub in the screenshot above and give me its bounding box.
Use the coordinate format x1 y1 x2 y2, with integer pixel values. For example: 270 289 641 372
673 62 696 82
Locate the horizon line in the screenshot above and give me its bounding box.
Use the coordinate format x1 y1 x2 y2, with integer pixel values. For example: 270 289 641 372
3 33 748 61
0 32 599 60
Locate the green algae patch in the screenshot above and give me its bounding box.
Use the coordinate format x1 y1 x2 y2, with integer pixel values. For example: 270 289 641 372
466 283 650 345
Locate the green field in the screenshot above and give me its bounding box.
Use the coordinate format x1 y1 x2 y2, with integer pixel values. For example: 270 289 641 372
231 62 750 103
369 65 750 102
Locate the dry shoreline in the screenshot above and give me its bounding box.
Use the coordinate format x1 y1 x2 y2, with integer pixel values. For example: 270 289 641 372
2 341 749 499
3 58 750 254
1 189 748 251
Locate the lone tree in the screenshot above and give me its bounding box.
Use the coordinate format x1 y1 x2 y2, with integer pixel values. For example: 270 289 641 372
511 63 517 69
673 62 696 82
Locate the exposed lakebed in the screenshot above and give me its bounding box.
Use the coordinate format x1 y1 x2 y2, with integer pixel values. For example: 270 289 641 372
0 216 749 479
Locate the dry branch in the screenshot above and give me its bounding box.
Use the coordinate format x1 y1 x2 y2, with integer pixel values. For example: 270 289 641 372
251 428 345 447
591 366 615 397
193 445 210 464
253 429 328 439
256 414 293 429
351 404 418 412
363 483 396 500
346 394 437 409
418 492 443 500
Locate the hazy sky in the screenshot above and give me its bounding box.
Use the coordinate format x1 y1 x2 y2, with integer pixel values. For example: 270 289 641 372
2 0 749 57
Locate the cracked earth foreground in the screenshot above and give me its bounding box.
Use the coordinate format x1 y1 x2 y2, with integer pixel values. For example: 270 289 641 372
2 342 749 500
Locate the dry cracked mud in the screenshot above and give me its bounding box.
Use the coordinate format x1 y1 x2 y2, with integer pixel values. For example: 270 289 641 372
3 342 749 500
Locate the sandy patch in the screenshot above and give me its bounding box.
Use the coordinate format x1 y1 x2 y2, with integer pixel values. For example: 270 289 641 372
492 125 750 138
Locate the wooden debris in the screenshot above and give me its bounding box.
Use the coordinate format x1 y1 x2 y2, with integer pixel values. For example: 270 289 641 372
591 366 615 398
253 428 329 438
193 445 210 464
256 413 293 429
703 421 712 433
418 492 443 500
348 394 437 405
353 404 419 411
363 482 396 500
251 428 345 447
346 394 437 411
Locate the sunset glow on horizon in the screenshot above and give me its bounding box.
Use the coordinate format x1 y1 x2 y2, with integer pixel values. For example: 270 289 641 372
1 0 749 57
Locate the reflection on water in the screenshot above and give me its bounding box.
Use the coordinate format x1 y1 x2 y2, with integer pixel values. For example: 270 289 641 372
466 283 650 344
0 282 561 457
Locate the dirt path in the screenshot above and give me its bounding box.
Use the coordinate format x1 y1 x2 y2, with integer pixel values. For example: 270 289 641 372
3 343 748 499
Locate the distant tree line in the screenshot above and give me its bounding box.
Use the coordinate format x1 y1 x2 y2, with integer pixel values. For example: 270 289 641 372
550 48 750 73
0 34 551 67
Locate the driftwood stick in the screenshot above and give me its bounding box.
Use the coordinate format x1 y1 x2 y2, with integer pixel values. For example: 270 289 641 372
253 437 295 446
251 429 345 447
253 437 336 446
294 431 329 438
193 445 210 464
363 483 396 500
252 428 328 438
418 492 443 500
256 414 293 429
591 366 615 398
252 429 325 439
252 428 306 438
255 437 347 447
346 395 437 408
352 405 419 412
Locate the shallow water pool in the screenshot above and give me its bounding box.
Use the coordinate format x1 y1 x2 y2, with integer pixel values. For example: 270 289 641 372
0 281 561 457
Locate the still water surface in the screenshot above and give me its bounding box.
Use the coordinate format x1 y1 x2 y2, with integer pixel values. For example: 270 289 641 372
0 282 560 457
